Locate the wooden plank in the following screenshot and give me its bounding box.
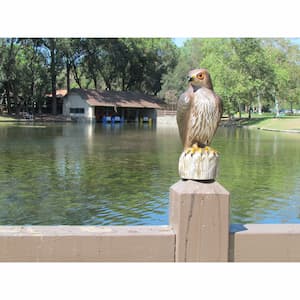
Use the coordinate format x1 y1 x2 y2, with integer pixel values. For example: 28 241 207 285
230 224 300 262
0 226 175 262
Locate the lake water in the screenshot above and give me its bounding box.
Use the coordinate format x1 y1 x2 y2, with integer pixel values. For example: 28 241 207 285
0 122 299 225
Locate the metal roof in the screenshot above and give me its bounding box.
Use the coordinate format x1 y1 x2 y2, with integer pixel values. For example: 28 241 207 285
67 89 164 109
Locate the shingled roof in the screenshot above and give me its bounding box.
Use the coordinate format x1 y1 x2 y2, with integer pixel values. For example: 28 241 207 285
67 88 164 109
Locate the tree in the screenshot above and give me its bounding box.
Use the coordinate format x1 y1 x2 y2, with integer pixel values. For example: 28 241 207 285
160 38 300 118
198 38 246 118
0 38 21 114
2 37 299 117
79 38 178 94
81 38 103 89
284 42 300 113
18 39 50 114
39 38 65 115
159 38 204 106
263 39 294 116
231 38 275 119
58 38 84 92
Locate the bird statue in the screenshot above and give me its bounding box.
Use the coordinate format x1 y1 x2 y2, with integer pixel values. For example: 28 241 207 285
176 68 223 180
177 68 222 154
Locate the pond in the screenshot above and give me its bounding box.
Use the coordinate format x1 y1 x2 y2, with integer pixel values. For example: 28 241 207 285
0 122 299 225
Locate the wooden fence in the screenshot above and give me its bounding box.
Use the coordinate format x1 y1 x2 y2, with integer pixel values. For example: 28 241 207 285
0 179 299 262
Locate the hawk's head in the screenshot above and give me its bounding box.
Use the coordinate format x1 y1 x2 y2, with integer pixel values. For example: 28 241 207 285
188 68 213 90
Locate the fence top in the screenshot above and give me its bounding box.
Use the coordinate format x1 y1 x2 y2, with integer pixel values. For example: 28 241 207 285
170 179 230 196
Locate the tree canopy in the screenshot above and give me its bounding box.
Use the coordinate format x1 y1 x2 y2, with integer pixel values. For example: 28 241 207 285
0 38 178 115
160 38 300 118
0 37 299 117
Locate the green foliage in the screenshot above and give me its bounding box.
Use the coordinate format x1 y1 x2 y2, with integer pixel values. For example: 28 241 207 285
0 38 179 114
159 39 204 105
1 37 300 116
160 38 300 118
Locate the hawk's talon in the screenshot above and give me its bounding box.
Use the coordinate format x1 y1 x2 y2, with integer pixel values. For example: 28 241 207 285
184 145 219 156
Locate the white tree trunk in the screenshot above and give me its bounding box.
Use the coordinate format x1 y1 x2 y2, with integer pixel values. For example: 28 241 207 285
275 96 280 117
257 93 262 115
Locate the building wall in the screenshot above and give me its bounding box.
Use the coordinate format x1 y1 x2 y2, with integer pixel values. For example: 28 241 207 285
63 93 158 122
63 95 94 121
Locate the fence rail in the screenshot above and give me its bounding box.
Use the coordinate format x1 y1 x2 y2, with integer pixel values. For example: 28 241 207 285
0 180 298 262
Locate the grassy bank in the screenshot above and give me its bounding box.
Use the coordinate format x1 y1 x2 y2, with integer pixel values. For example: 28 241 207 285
236 115 300 132
0 115 16 121
0 114 69 122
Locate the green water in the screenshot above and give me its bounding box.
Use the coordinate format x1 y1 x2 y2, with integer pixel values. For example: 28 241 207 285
0 122 299 225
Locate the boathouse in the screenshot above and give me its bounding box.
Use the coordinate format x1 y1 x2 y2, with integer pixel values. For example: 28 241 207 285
62 88 164 122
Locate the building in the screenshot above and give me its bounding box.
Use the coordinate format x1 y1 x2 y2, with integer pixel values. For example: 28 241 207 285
62 88 164 122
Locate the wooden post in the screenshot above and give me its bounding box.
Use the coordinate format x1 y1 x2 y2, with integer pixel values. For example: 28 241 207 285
169 180 230 262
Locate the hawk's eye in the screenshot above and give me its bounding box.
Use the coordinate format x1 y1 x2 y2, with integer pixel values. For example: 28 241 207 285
197 73 204 80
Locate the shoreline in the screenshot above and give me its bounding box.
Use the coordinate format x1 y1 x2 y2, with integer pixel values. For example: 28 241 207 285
0 114 71 123
256 127 300 133
1 114 300 134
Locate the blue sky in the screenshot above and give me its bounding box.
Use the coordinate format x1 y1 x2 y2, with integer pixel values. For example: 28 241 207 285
173 38 189 47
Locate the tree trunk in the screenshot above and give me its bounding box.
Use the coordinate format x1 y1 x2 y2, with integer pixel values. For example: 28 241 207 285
290 102 293 114
30 79 35 115
38 99 42 114
257 92 262 115
50 39 57 115
275 95 280 117
5 40 15 115
99 70 111 91
105 81 111 91
12 84 20 116
66 61 71 93
5 86 11 115
248 94 252 119
93 77 98 90
248 102 252 119
238 103 242 119
28 54 35 115
72 63 82 88
121 72 126 91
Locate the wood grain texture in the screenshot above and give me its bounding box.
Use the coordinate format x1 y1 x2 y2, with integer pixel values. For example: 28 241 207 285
230 224 300 262
169 180 230 262
0 226 175 262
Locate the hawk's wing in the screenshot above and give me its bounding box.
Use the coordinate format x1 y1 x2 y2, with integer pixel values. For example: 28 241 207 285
176 87 193 147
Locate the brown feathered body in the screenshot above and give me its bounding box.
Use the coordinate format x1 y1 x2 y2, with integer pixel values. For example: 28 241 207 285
176 68 222 149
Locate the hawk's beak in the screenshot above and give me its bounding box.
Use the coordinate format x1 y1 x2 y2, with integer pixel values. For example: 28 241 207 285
188 76 194 82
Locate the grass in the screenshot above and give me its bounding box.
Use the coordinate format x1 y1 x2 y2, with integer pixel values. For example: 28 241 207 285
239 115 300 131
0 115 16 121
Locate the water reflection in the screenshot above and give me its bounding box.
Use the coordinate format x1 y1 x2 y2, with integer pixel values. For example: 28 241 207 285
214 127 300 223
0 122 299 225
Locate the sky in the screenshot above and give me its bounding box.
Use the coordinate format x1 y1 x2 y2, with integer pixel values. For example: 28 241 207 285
173 38 189 47
290 38 300 46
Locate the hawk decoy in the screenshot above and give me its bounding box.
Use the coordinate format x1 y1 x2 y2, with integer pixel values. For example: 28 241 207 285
176 68 222 153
